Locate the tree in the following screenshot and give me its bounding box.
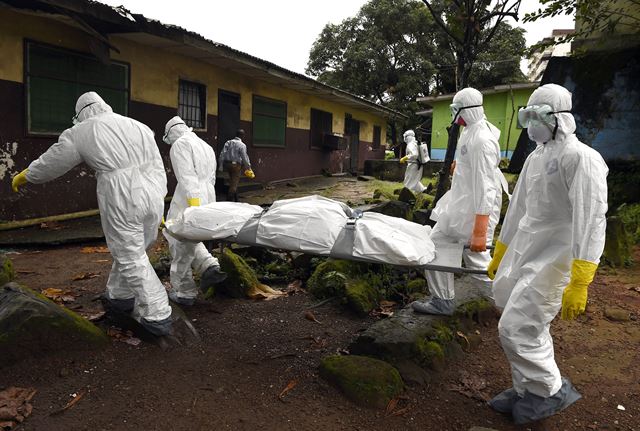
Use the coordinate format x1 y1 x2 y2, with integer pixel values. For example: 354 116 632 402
307 0 439 123
420 0 522 204
306 0 526 132
524 0 640 51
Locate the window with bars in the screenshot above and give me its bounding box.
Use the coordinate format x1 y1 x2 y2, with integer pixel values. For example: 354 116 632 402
25 42 129 135
178 80 206 129
373 125 382 149
252 95 286 147
310 108 333 148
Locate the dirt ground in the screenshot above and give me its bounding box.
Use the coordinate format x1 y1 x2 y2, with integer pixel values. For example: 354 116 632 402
1 179 638 431
1 243 638 431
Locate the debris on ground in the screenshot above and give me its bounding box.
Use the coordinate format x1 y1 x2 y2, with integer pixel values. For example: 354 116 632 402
40 288 76 304
106 327 142 346
71 272 100 281
0 386 37 429
50 390 86 416
304 310 321 324
80 246 110 254
277 380 298 401
448 371 489 402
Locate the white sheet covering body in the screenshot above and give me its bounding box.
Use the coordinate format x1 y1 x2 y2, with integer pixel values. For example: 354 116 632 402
256 195 353 254
166 195 436 267
166 202 263 241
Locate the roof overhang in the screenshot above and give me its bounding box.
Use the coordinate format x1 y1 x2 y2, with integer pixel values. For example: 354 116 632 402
1 0 407 120
416 82 540 105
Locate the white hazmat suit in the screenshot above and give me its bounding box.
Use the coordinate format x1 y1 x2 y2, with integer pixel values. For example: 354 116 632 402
24 92 172 333
162 116 223 304
489 84 608 423
401 130 427 193
413 88 503 316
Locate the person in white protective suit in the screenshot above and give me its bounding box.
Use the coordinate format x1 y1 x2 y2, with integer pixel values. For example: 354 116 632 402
412 87 504 316
486 84 608 424
162 116 227 306
11 92 173 336
399 130 427 193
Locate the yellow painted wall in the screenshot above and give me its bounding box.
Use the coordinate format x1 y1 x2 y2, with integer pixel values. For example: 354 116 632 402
0 7 387 142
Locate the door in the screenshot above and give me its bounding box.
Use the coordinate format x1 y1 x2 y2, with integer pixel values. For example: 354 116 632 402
345 115 360 173
217 90 241 154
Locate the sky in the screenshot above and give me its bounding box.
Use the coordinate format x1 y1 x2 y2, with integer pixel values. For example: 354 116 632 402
98 0 575 76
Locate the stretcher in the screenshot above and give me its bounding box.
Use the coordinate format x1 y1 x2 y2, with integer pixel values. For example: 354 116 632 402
164 195 489 276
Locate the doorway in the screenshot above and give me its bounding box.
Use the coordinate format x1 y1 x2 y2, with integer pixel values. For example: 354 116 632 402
344 115 360 173
217 90 241 153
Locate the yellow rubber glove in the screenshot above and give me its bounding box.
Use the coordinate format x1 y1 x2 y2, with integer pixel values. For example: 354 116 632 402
158 217 165 231
561 259 598 320
469 214 489 252
487 240 507 280
244 169 255 179
12 169 28 192
187 198 201 207
399 156 409 164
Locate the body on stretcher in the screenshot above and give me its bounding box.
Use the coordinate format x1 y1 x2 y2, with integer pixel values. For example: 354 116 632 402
164 195 490 276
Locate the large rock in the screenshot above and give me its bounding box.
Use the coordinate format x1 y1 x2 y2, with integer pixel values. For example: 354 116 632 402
350 281 496 371
397 187 416 204
0 254 15 286
0 283 108 367
412 209 433 226
319 355 404 409
306 259 382 316
214 248 282 299
368 201 412 220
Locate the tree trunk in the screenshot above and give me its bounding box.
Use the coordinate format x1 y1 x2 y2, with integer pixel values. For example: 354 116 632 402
432 123 460 207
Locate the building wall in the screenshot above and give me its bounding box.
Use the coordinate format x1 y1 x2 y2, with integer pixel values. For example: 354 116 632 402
428 87 534 160
0 8 386 221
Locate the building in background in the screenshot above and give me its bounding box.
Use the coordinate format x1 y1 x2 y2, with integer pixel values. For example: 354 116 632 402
527 29 573 81
416 83 538 160
0 0 405 222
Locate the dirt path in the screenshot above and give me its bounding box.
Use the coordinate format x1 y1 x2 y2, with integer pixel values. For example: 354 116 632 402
1 243 638 430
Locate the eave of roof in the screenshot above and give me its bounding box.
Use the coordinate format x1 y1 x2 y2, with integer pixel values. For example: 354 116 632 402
2 0 407 120
416 82 540 105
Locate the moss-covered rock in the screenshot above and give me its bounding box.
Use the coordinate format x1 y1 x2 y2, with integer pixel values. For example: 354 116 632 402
372 188 396 201
0 255 15 287
345 280 381 317
307 259 384 315
414 192 433 210
397 187 416 204
319 355 404 409
214 248 282 299
406 278 427 295
414 338 445 370
0 282 108 367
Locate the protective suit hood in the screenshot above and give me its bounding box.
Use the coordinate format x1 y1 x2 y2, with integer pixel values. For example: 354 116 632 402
452 88 484 125
164 116 192 145
74 92 113 124
527 84 576 142
403 129 415 143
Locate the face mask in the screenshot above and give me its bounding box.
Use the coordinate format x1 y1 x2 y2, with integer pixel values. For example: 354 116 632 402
450 103 482 125
527 123 554 143
72 102 98 125
404 135 413 144
519 104 571 141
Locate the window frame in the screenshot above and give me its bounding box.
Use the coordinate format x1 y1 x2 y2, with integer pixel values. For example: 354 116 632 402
309 108 333 150
178 78 207 131
23 39 130 137
251 94 287 148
